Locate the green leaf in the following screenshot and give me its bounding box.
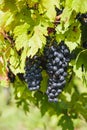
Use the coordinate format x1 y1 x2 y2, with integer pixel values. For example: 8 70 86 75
0 11 14 30
40 70 48 93
2 0 17 12
65 22 81 43
10 49 20 68
58 115 74 130
9 48 21 74
72 0 87 13
65 0 87 13
15 33 29 51
40 0 57 21
56 22 81 44
65 41 77 51
61 7 72 29
73 66 83 80
27 25 47 57
75 94 87 120
14 23 30 37
65 0 73 8
20 48 28 73
13 23 30 50
76 50 87 71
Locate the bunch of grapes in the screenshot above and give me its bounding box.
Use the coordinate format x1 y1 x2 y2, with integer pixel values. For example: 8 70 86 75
24 36 70 102
24 56 42 91
44 41 70 102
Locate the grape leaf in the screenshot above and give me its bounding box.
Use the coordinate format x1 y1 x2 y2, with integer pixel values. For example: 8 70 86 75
73 66 83 80
40 0 58 21
72 0 87 13
9 48 21 74
61 7 72 29
56 22 81 44
10 49 20 68
40 70 48 93
65 0 73 8
76 50 87 71
0 11 14 30
65 0 87 13
20 48 28 73
27 25 47 57
58 115 74 130
13 23 30 51
65 41 77 51
2 0 17 12
65 22 81 43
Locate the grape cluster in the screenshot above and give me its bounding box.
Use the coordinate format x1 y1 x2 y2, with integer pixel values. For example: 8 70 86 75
24 37 70 102
44 41 70 102
24 56 42 91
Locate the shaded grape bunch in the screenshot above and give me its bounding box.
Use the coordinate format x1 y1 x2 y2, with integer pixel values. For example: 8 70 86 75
44 41 70 102
7 64 15 83
24 56 42 91
17 73 25 81
7 71 15 83
77 13 87 25
82 41 87 49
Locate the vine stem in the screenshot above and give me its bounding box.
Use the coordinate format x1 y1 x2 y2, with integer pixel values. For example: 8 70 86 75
0 30 14 45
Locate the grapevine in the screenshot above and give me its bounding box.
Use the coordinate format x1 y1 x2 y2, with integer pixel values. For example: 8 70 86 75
0 1 87 127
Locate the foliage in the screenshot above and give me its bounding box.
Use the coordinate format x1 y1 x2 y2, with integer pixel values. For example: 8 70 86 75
0 0 87 129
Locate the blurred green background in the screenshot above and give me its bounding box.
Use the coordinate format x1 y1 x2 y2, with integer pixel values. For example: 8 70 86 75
0 85 87 130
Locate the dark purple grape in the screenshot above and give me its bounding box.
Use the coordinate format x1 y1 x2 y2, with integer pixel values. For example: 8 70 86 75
44 40 70 102
54 57 60 63
24 56 42 91
53 66 58 71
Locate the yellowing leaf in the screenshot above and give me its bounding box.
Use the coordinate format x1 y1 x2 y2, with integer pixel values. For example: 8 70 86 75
10 49 20 68
0 11 14 31
61 7 72 29
14 23 30 37
15 33 29 51
40 0 57 20
20 48 28 73
13 23 30 50
65 0 87 13
73 66 83 80
28 33 42 56
28 25 47 57
72 0 87 13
